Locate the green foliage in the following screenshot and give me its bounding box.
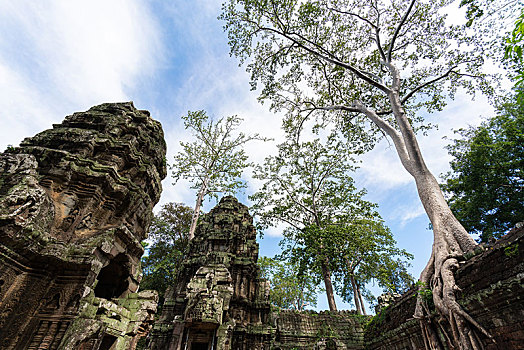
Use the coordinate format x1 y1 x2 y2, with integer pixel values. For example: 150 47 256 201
315 323 337 339
506 11 524 61
172 110 268 201
459 0 523 100
251 134 372 309
258 256 319 310
220 0 496 141
251 134 364 232
505 9 524 103
252 134 412 310
311 219 414 306
504 243 519 257
442 100 524 241
415 281 433 303
459 0 485 27
140 202 193 297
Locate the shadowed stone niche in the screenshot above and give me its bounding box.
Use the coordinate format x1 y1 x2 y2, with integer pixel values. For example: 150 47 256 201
0 102 166 349
148 196 273 350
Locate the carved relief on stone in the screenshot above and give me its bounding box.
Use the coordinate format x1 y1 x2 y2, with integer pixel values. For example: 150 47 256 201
0 102 167 350
184 265 233 325
0 153 54 233
149 197 272 350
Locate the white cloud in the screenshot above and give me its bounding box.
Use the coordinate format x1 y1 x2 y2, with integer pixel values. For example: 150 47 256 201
0 0 163 150
398 204 427 228
264 223 287 238
150 1 287 213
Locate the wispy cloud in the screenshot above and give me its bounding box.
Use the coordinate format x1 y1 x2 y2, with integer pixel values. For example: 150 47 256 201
0 0 163 150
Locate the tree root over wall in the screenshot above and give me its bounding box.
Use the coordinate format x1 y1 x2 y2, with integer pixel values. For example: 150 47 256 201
414 231 495 350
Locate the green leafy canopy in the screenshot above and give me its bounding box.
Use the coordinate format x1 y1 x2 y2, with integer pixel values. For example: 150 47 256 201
442 100 524 241
220 0 497 142
172 110 269 200
141 203 193 297
259 256 320 310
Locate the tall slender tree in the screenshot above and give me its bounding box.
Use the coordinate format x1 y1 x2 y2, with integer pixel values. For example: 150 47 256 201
172 110 268 239
326 219 414 315
221 0 501 347
251 134 377 311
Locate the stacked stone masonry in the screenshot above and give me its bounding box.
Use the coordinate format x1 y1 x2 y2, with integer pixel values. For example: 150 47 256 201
273 311 367 350
365 224 524 350
148 196 273 350
0 102 166 349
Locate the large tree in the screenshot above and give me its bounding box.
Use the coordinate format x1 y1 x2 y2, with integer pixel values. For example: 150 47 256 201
172 110 267 239
326 219 414 315
279 218 414 315
221 0 497 347
251 134 379 311
442 99 524 242
141 203 193 297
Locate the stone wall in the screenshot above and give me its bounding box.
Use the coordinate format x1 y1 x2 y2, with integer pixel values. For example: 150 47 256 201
365 224 524 350
0 102 166 349
273 310 367 350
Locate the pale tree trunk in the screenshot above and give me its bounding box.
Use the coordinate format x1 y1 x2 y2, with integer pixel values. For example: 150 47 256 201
321 259 337 311
350 275 362 315
188 177 209 240
357 284 367 316
356 62 492 349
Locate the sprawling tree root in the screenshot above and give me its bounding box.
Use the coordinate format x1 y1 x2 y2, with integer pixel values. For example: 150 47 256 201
414 227 494 350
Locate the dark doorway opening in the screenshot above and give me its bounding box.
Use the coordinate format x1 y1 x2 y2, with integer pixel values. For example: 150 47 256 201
94 253 130 299
191 342 209 350
99 334 117 350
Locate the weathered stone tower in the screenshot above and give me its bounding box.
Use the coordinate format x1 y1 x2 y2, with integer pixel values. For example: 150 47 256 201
148 196 272 350
0 102 166 349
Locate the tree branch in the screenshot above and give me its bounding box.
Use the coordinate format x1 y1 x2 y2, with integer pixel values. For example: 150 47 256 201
255 23 391 92
325 6 377 29
273 175 317 217
401 66 458 104
354 101 415 175
387 0 416 62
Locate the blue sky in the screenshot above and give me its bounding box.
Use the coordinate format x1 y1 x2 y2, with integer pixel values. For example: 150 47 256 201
0 1 503 312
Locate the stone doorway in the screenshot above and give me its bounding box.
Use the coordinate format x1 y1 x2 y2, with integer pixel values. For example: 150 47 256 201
190 342 210 350
99 334 117 350
186 327 216 350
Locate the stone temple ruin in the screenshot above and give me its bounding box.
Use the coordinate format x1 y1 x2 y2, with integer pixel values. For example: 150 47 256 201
148 196 524 350
148 196 368 350
0 102 166 349
0 103 523 350
148 196 273 349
